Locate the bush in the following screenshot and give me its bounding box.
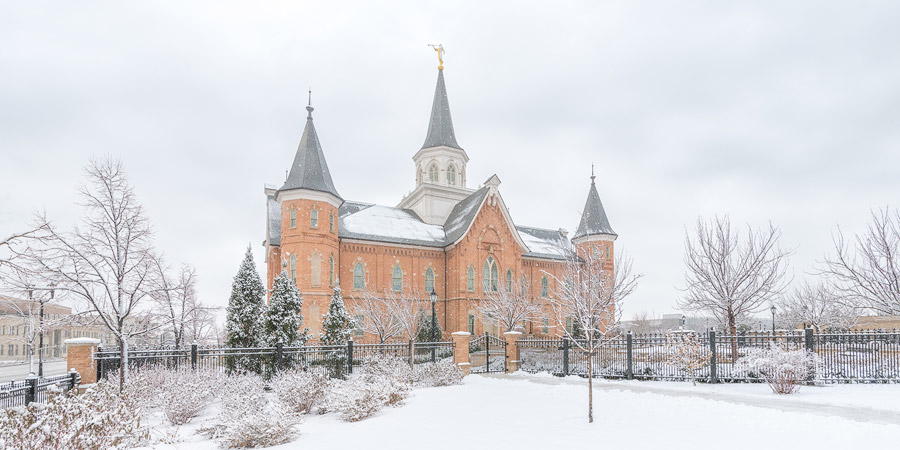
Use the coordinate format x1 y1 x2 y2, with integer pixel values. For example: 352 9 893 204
328 377 407 422
413 360 464 387
357 355 413 382
736 344 816 394
271 370 330 414
202 372 300 448
162 368 220 425
0 381 148 450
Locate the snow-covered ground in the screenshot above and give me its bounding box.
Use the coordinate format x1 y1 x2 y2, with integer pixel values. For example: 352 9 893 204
151 372 900 450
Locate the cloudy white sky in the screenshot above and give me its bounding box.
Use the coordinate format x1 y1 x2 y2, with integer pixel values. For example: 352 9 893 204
2 1 898 320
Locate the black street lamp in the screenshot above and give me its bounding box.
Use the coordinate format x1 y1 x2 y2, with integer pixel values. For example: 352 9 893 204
770 305 777 335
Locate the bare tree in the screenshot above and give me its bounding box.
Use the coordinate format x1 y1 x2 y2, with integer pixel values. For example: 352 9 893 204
352 290 404 343
629 311 658 334
383 289 428 366
778 281 856 331
18 159 158 390
149 260 201 347
477 282 542 333
546 249 641 423
0 219 51 271
822 208 900 316
679 216 790 348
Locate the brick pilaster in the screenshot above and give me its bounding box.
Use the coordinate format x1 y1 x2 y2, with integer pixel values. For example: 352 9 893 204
451 331 471 375
65 338 100 385
503 331 522 373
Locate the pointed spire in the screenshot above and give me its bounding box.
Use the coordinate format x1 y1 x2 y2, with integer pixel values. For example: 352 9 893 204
280 102 341 199
574 172 616 239
421 68 461 150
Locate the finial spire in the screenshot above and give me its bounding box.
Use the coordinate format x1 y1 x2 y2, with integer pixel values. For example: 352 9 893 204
428 43 445 70
591 164 595 183
306 89 314 118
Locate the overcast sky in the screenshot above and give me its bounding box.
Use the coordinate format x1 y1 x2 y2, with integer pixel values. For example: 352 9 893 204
2 1 899 320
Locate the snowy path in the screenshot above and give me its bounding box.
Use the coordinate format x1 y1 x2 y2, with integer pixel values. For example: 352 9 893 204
506 373 900 426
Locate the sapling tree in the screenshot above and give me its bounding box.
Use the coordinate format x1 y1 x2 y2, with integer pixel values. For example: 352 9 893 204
546 248 641 423
384 289 428 367
149 260 201 347
224 247 266 374
778 282 856 331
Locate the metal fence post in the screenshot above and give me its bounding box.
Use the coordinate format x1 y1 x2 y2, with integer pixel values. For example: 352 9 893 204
96 345 104 381
485 332 491 373
346 340 354 375
626 332 634 379
191 343 198 370
69 369 79 391
25 373 37 405
562 337 570 376
275 342 284 375
708 328 718 384
804 327 815 384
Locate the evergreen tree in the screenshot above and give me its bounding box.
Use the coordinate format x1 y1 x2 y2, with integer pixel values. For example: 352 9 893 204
415 312 442 342
224 247 266 373
320 286 354 345
264 271 308 347
320 286 354 377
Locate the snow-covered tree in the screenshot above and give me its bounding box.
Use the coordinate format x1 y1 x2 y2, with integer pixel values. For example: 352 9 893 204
414 311 442 343
477 284 541 333
148 260 204 347
546 248 641 423
12 160 159 390
678 216 790 357
225 247 266 374
778 282 856 331
320 286 354 345
264 271 308 347
352 290 404 343
384 289 429 366
823 208 900 316
665 330 708 384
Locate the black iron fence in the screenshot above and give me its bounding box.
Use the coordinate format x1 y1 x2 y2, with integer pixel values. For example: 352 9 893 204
95 340 455 380
519 329 900 383
0 371 81 409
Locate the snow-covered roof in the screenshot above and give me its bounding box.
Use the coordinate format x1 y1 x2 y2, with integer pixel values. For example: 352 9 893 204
443 187 489 244
266 193 282 246
516 226 573 260
339 202 446 247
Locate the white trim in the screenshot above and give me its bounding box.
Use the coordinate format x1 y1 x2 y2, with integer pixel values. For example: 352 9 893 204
65 338 100 345
277 189 342 208
572 234 617 245
451 331 471 336
502 331 523 336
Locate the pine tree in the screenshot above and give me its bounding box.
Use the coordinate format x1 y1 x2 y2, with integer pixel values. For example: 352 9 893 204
224 247 266 373
264 271 309 347
320 286 354 377
415 312 442 342
320 286 354 345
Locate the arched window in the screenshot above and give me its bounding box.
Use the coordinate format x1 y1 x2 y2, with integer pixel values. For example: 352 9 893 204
520 275 528 296
447 165 457 186
482 257 499 292
289 209 297 228
540 276 549 297
424 267 435 293
392 264 403 292
428 164 439 183
310 252 322 287
329 254 335 286
466 266 475 292
310 208 319 228
506 269 513 292
289 254 297 284
353 263 365 289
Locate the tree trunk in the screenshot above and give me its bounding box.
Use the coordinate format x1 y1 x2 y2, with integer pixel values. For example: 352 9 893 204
587 348 594 424
727 314 738 362
118 337 129 392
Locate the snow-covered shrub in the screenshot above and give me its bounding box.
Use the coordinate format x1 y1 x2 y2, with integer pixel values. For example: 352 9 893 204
162 368 220 425
736 344 816 394
358 355 413 382
271 369 330 414
0 380 148 449
665 331 708 384
327 377 400 422
202 372 300 448
413 359 464 387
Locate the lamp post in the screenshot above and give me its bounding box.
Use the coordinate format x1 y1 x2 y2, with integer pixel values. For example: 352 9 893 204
429 289 438 362
770 305 777 335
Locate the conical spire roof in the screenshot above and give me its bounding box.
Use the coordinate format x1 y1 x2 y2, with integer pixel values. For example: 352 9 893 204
421 68 461 150
574 175 616 239
281 106 341 199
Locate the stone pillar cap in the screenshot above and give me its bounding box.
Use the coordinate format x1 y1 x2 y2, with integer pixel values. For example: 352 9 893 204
64 337 101 345
451 331 471 336
503 331 523 335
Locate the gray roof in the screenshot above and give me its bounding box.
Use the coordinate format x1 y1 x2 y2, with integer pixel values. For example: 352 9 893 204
266 193 282 246
574 177 616 239
442 187 489 244
516 226 574 260
421 69 461 150
281 106 341 199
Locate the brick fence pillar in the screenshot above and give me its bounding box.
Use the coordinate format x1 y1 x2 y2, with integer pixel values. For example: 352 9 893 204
503 331 522 373
65 338 101 385
451 331 471 376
